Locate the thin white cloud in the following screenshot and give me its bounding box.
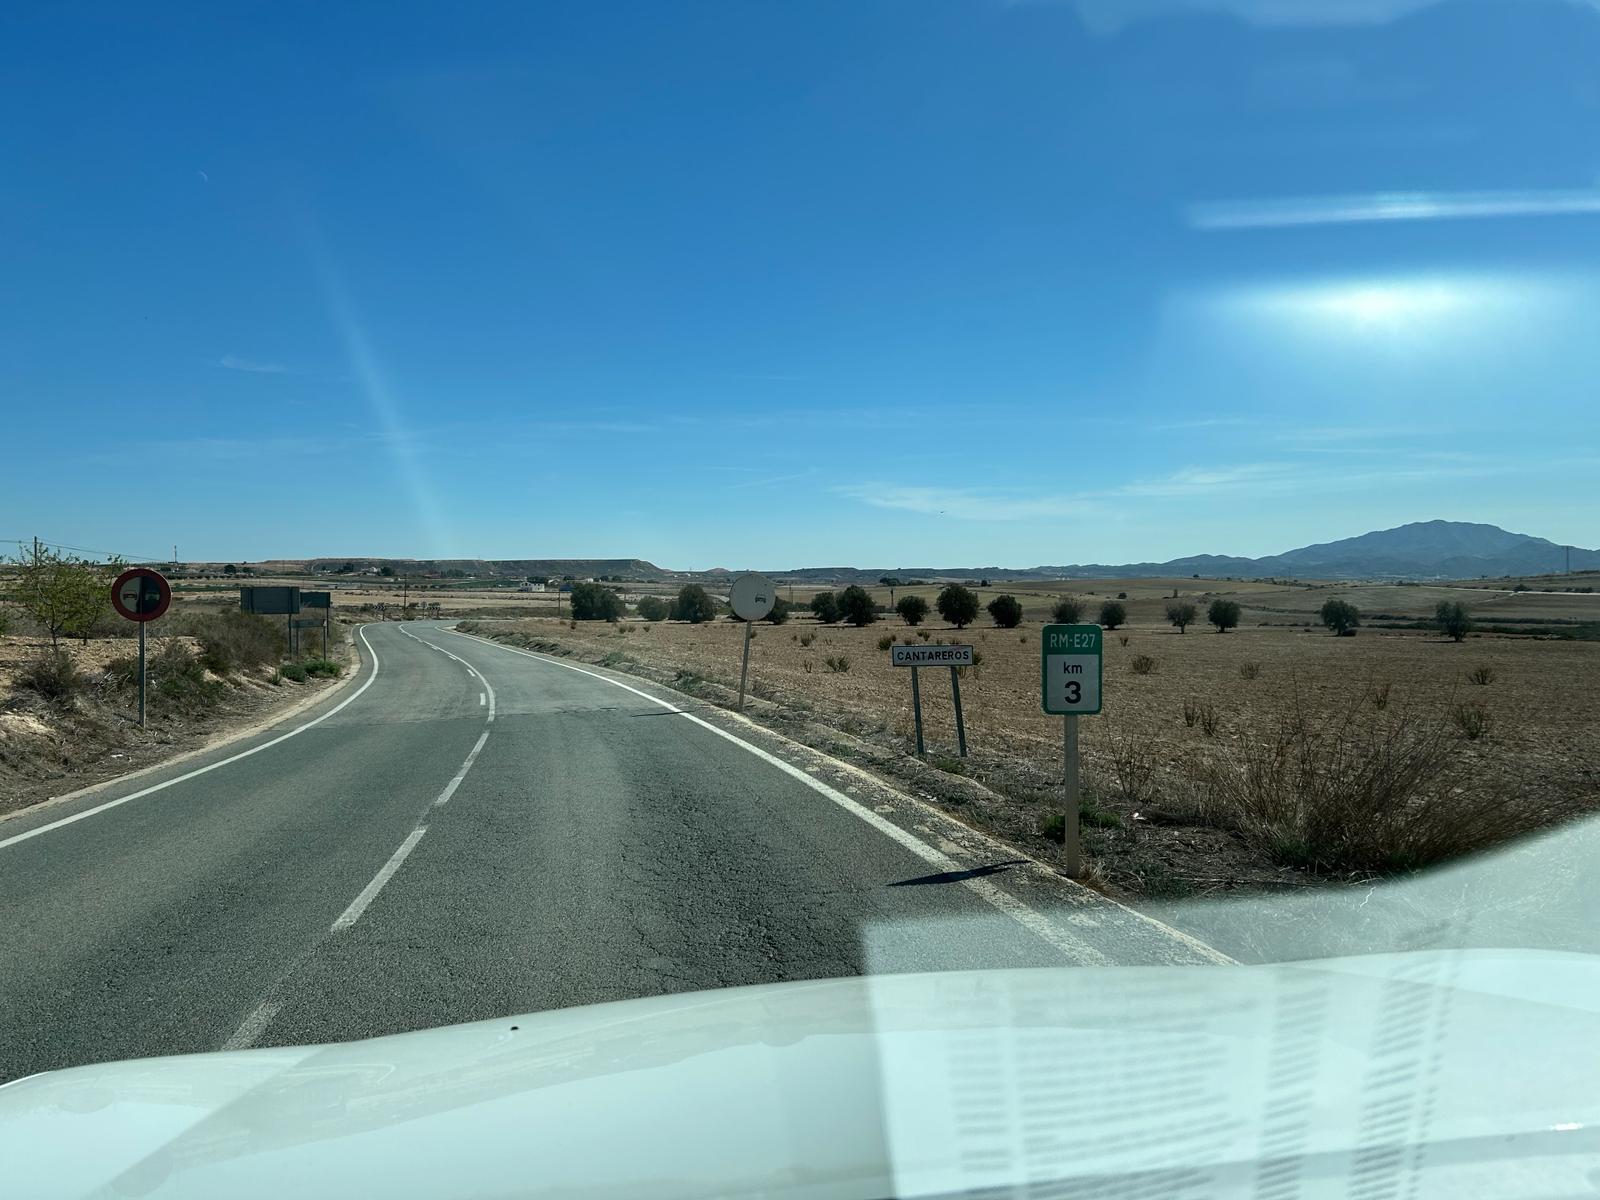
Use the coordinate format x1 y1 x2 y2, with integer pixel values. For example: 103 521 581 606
1069 0 1462 35
219 354 290 374
1189 189 1600 232
835 483 1091 521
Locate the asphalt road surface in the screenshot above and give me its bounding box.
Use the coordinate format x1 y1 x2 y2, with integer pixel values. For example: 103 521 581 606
0 621 1221 1083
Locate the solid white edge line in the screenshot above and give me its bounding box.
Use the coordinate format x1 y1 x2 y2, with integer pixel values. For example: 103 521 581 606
443 628 1232 966
0 624 385 853
332 827 427 932
222 1000 283 1051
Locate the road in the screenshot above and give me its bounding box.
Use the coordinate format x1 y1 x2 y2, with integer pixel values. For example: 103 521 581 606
0 621 1221 1083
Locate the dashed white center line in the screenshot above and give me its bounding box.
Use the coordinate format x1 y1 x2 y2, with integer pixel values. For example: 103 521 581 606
479 693 486 706
222 1000 283 1051
434 730 491 808
332 828 427 933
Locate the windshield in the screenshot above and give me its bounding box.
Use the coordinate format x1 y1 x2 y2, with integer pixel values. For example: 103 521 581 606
2 2 1598 1196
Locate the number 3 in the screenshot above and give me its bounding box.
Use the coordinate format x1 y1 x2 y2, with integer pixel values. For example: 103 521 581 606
1065 681 1081 703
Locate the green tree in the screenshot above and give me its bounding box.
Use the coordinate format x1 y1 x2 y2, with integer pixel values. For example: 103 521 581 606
1050 597 1084 624
987 594 1023 628
1435 600 1471 642
379 565 395 577
570 581 624 622
673 584 717 624
764 596 791 625
1208 598 1241 633
1320 598 1361 636
223 563 238 575
1165 600 1197 633
636 596 669 621
1097 600 1126 629
809 591 842 624
896 594 929 626
839 584 876 627
936 584 980 629
12 544 121 648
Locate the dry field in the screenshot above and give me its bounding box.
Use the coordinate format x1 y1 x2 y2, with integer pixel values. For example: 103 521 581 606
468 598 1600 900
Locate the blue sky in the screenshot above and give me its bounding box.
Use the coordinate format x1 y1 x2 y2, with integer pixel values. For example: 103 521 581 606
5 0 1599 569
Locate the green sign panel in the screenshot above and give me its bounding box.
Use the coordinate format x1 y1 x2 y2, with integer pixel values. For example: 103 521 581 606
1041 623 1103 715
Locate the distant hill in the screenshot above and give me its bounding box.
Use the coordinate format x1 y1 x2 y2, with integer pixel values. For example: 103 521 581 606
766 521 1600 584
242 557 674 580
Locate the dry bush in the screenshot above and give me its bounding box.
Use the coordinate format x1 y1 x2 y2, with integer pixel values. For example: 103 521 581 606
1239 662 1262 680
1118 635 1130 647
1182 698 1201 727
1198 703 1220 738
799 631 816 648
1452 702 1492 740
1107 724 1158 801
1199 692 1560 873
1130 654 1156 675
1466 665 1496 686
876 634 895 651
824 655 850 673
1370 681 1392 711
18 650 85 703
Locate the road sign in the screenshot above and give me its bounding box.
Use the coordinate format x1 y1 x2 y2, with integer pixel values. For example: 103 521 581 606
291 617 323 628
299 591 332 609
728 573 776 622
1041 623 1103 715
890 643 973 668
239 586 300 615
110 568 171 623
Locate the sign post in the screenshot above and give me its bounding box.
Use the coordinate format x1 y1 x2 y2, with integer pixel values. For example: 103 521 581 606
890 643 973 758
728 574 776 710
110 568 173 728
1041 623 1103 878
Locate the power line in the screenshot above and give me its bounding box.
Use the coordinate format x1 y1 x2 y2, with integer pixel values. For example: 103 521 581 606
5 536 173 564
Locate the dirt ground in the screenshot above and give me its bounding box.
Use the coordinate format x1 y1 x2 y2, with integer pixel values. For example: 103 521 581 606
465 605 1600 900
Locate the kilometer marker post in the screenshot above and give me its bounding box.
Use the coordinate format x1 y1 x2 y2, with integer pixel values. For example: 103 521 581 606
1041 623 1103 880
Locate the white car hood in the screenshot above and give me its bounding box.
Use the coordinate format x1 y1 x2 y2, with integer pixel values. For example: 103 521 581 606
4 950 1599 1198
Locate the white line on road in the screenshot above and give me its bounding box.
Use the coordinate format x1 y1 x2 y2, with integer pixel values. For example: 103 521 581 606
0 625 385 853
435 730 491 807
222 1000 283 1051
333 827 427 932
402 624 496 723
444 628 1231 966
479 693 486 706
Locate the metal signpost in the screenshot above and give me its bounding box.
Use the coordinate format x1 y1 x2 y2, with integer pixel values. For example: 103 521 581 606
110 567 173 727
889 643 973 758
240 585 301 654
1041 623 1103 878
300 591 332 658
728 573 776 710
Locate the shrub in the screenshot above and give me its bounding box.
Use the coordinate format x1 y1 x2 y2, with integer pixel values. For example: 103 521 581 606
151 641 226 711
824 655 850 673
1199 696 1543 873
1130 654 1156 675
839 585 877 627
187 610 284 675
19 650 85 703
1239 661 1262 680
1320 599 1361 636
1118 634 1129 647
636 596 669 622
302 659 344 678
1435 601 1472 642
280 661 309 682
917 630 931 641
876 634 895 651
764 596 791 625
799 630 816 648
1452 702 1492 740
1165 601 1197 633
1182 698 1201 727
1370 681 1392 711
987 594 1023 628
809 592 841 624
1208 599 1241 633
1198 702 1220 737
931 756 966 775
1466 665 1496 686
896 594 929 626
570 581 625 622
1108 725 1158 801
672 584 717 624
1098 600 1126 629
1050 597 1084 624
936 585 980 629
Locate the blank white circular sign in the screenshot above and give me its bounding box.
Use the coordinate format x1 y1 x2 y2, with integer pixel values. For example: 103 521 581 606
728 573 776 621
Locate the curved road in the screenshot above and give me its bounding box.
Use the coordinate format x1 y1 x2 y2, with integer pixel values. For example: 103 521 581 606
0 622 1219 1083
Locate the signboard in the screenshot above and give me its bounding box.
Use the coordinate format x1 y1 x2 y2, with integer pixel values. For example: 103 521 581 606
240 586 300 615
890 643 973 668
1041 623 1103 715
291 617 324 629
110 568 171 623
299 591 332 609
728 573 776 621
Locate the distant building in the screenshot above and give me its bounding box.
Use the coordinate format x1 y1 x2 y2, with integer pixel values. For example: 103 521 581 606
518 581 547 593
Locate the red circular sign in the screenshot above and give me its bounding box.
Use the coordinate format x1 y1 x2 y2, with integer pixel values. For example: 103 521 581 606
110 568 172 623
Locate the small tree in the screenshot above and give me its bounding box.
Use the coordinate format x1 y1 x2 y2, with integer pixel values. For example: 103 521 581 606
839 584 876 627
809 591 842 624
379 565 395 577
636 596 669 622
223 563 238 576
1098 600 1126 630
1320 598 1361 636
896 594 929 626
1050 597 1084 624
936 584 980 629
764 596 791 625
1165 600 1197 633
1436 600 1471 643
1208 598 1241 633
12 544 120 648
673 584 717 624
987 594 1023 628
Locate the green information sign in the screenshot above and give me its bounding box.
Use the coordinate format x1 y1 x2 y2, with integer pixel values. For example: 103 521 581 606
1041 623 1103 715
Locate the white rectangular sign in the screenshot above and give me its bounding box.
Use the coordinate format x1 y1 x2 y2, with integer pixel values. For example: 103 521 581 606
890 643 973 668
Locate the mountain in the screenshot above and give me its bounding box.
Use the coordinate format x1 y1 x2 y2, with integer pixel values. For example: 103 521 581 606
767 522 1600 583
